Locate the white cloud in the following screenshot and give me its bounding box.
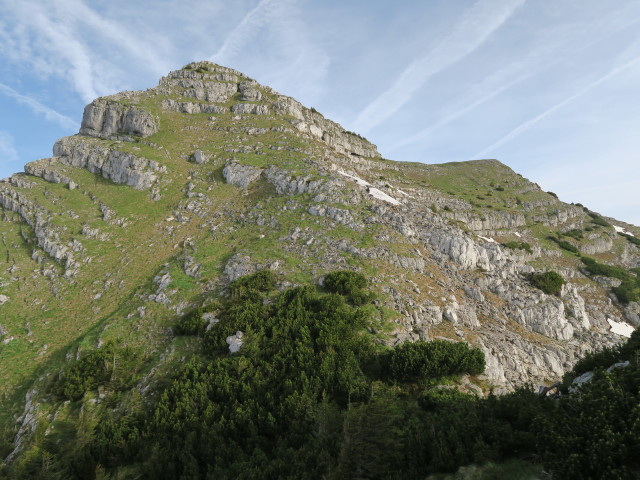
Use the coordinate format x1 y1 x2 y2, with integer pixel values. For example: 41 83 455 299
0 131 19 163
0 83 79 130
208 0 329 103
210 0 295 64
474 54 640 158
353 0 526 133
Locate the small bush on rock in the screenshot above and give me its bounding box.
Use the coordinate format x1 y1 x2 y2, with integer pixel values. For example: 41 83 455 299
529 271 565 295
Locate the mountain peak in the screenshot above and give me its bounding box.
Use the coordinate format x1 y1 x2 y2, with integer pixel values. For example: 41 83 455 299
0 61 638 469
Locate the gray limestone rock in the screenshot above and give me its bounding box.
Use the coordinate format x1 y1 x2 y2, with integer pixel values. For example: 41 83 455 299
231 103 269 115
226 331 244 353
54 136 166 190
24 158 75 188
222 161 263 189
192 150 209 164
224 254 256 282
80 99 158 138
161 99 228 114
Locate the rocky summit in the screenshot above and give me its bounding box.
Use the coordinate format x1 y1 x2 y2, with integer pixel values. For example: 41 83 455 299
0 61 639 474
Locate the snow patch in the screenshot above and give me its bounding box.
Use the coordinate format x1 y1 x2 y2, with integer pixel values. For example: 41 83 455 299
395 188 415 198
514 232 522 238
478 235 496 243
614 225 634 236
338 170 370 187
607 318 634 338
337 170 402 206
368 187 402 205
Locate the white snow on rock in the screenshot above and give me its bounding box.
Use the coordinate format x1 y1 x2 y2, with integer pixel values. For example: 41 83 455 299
607 318 634 338
395 188 415 198
614 225 634 236
514 232 522 238
338 170 370 187
368 187 402 205
477 235 496 243
337 170 401 205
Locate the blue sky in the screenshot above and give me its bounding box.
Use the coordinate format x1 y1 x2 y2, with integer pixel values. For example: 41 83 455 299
1 0 639 225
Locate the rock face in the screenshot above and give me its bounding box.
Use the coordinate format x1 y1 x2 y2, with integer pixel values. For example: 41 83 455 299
53 136 166 190
222 162 263 189
80 99 158 138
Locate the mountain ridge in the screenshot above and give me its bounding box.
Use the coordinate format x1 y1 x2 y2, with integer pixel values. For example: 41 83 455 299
0 61 638 469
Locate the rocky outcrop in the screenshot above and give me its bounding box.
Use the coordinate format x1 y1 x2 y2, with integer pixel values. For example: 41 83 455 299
517 296 574 341
80 99 158 139
226 331 244 353
449 211 527 232
276 95 380 158
581 233 614 254
231 103 269 115
263 167 329 196
53 137 166 190
24 158 77 189
222 161 263 189
427 231 503 270
0 186 79 274
161 99 227 114
4 175 36 189
5 387 40 463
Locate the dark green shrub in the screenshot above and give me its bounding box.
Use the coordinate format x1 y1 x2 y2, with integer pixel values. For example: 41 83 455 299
54 343 139 401
548 236 579 254
175 308 206 335
580 257 629 280
561 229 584 240
390 340 485 382
619 232 640 246
588 212 611 227
502 241 532 253
529 271 565 295
323 270 375 305
613 280 640 304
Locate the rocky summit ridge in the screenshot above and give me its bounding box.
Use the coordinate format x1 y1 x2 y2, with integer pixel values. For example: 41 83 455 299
0 61 639 462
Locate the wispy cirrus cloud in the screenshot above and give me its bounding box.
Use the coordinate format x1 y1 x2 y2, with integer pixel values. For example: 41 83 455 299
352 0 526 133
0 131 19 164
474 54 640 158
0 0 173 102
210 0 295 64
0 83 79 130
392 10 640 154
209 0 329 103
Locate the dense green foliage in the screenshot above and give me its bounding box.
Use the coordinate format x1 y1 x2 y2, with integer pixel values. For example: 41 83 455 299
548 235 580 254
581 256 629 280
53 342 141 401
501 241 532 253
588 212 611 227
529 270 565 295
5 272 640 480
619 232 640 246
537 329 640 479
581 257 640 303
174 308 206 335
560 229 584 240
322 270 375 305
390 341 484 381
